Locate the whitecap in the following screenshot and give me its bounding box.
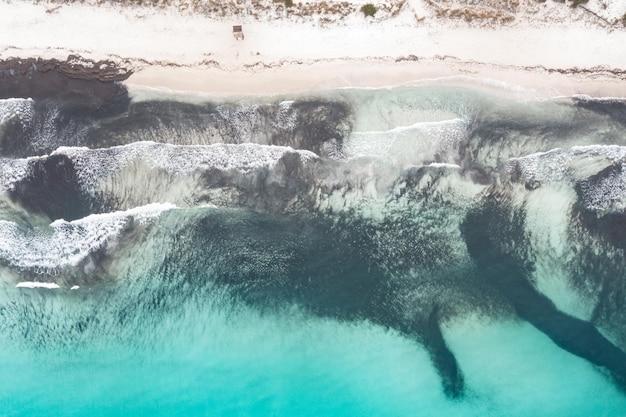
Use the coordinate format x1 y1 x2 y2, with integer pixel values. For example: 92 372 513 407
15 282 60 289
344 118 467 165
506 145 626 184
0 98 33 127
53 142 316 195
0 203 175 271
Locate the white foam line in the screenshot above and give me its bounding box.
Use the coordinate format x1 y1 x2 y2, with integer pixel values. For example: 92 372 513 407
511 145 626 161
507 147 564 162
331 75 533 96
570 145 626 156
572 94 626 102
428 163 461 169
16 282 60 289
52 141 314 157
352 118 465 135
429 75 526 91
50 202 178 228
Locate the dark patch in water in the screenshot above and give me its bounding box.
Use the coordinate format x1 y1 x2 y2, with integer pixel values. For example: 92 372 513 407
565 169 626 349
462 202 626 391
282 100 351 156
4 82 626 403
9 154 91 221
413 306 464 398
574 98 626 129
0 94 130 158
1 97 352 158
163 210 468 398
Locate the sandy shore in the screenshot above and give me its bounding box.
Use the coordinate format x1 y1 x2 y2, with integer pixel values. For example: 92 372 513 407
128 58 626 99
2 0 626 98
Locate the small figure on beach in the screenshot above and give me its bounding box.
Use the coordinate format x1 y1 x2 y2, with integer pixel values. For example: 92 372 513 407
233 25 244 40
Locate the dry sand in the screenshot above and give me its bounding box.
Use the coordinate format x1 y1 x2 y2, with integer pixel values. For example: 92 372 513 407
1 0 626 97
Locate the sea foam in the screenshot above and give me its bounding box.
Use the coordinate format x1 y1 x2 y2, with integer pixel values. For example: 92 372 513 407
54 142 317 195
0 203 175 272
0 98 33 126
506 145 626 184
344 118 467 164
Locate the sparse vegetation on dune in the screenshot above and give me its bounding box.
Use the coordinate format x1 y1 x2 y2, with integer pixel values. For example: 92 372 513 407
360 3 377 16
36 0 388 19
435 7 514 23
426 0 626 27
31 0 626 28
425 0 516 24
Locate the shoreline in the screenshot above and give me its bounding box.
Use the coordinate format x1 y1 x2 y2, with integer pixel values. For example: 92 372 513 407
126 57 626 99
2 1 626 99
1 53 625 101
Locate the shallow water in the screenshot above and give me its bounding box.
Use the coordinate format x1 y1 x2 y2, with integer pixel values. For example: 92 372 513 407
0 85 625 415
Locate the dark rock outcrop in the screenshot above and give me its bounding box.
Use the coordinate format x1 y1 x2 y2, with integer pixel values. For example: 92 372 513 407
0 55 132 107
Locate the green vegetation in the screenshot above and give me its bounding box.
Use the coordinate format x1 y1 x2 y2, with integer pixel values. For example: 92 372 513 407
360 3 377 17
435 7 514 23
284 0 293 7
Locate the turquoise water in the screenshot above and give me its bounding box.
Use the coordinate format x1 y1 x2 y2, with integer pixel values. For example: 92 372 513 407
1 86 626 415
1 285 625 416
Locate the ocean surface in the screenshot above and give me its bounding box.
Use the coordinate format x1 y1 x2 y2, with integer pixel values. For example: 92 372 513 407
1 83 626 416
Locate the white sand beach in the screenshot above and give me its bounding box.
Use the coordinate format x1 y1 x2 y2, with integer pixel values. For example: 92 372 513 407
1 0 626 96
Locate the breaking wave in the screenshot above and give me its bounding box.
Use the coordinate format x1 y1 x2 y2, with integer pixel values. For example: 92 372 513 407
1 83 626 416
0 203 174 273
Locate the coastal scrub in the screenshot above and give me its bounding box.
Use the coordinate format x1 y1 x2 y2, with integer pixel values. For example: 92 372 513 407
360 3 377 16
